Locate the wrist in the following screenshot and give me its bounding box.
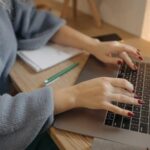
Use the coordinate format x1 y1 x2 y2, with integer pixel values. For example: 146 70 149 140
54 87 77 114
82 38 101 54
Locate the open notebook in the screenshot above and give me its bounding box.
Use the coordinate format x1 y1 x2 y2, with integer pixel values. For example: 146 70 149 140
18 44 82 72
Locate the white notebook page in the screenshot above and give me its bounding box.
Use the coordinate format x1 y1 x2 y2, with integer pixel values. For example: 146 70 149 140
18 44 82 72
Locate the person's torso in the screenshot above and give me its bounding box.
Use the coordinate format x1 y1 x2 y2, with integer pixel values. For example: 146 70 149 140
0 7 17 93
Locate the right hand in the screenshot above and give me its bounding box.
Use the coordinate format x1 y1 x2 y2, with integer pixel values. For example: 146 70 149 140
54 77 144 117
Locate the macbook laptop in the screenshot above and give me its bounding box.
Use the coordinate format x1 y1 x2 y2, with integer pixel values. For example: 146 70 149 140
54 34 150 149
54 55 150 149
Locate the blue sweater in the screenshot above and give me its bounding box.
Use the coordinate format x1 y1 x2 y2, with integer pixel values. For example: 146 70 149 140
0 0 65 149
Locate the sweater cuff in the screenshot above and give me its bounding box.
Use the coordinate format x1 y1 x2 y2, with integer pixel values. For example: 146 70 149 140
33 87 54 124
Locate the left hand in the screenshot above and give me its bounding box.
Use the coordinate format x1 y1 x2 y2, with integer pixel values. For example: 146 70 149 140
90 40 143 70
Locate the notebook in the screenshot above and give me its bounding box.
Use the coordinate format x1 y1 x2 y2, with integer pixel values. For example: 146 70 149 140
18 44 82 72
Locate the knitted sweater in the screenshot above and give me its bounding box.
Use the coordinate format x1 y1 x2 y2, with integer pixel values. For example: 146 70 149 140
0 0 65 149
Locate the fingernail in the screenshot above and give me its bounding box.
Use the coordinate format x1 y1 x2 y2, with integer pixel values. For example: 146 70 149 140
138 100 145 104
117 60 122 65
127 112 134 117
139 56 143 60
134 96 139 98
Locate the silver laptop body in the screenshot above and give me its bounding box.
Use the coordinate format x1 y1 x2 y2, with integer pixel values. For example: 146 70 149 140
54 55 150 149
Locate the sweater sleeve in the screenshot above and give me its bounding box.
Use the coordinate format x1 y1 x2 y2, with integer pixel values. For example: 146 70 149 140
0 87 54 150
12 0 65 50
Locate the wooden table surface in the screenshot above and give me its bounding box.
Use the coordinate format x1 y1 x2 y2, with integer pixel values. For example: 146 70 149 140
10 23 150 150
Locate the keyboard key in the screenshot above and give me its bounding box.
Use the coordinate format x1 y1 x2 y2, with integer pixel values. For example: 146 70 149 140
122 117 130 129
142 105 149 111
124 77 130 81
131 75 137 79
141 111 149 117
131 124 139 131
145 78 150 83
144 100 149 106
112 101 117 105
113 115 122 128
139 123 148 133
133 112 140 118
143 90 150 95
143 89 150 94
143 95 150 100
143 92 150 101
105 119 113 126
131 118 139 125
136 92 142 97
140 117 148 123
138 87 143 92
118 73 124 78
136 84 143 90
133 106 141 112
118 69 125 78
144 84 150 89
125 104 133 111
118 103 125 108
132 71 138 76
106 111 114 120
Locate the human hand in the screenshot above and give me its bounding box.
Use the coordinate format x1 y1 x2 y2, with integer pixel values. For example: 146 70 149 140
54 77 144 117
89 40 143 70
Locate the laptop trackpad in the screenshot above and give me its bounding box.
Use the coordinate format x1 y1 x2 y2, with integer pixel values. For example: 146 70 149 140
76 55 118 83
92 138 145 150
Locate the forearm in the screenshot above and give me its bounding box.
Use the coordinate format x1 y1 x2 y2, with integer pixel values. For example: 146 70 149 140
54 87 76 114
51 25 98 53
0 87 53 149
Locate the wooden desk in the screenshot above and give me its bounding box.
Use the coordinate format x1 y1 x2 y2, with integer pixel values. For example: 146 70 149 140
10 23 150 150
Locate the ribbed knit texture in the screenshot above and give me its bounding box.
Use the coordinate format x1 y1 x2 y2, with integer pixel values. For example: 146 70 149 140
0 0 65 149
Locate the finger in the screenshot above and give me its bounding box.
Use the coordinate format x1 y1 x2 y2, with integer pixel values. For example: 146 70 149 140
120 52 136 70
104 102 134 117
107 78 134 92
122 44 144 60
113 42 141 57
103 56 123 65
109 94 144 105
136 50 143 60
110 42 143 60
112 87 134 97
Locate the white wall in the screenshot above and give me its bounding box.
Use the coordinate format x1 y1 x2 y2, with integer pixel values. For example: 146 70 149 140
141 0 150 40
100 0 146 36
56 0 150 40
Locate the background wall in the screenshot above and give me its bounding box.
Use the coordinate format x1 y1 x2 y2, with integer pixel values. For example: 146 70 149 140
56 0 150 41
100 0 146 36
141 0 150 40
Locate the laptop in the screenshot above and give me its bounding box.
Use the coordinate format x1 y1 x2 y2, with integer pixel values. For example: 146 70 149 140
54 34 150 149
92 138 145 150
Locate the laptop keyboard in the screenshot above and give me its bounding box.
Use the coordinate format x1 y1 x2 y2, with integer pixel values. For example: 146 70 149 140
104 62 150 134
